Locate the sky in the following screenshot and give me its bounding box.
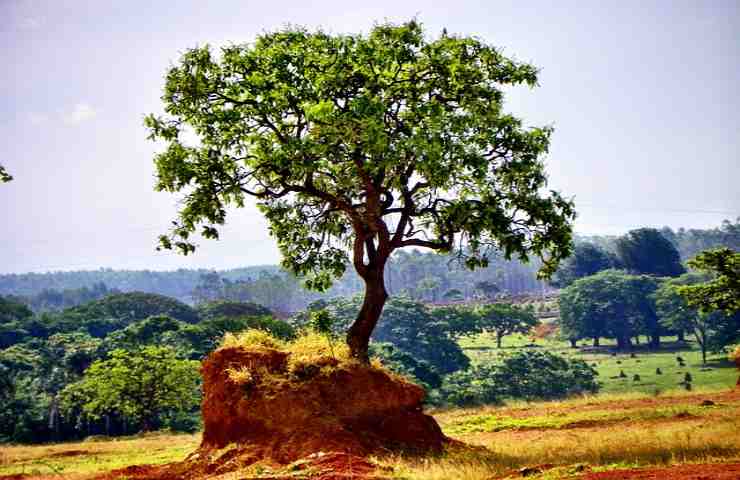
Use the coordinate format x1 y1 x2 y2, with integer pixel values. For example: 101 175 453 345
1 0 738 274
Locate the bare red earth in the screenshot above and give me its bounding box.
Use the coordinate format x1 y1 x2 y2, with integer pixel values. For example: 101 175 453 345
582 462 740 479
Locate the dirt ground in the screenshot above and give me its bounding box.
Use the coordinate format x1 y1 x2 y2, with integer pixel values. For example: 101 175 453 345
581 462 740 479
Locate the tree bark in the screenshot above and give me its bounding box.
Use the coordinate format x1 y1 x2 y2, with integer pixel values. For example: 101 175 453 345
569 338 578 348
497 332 503 349
593 337 600 347
616 334 632 351
347 266 388 363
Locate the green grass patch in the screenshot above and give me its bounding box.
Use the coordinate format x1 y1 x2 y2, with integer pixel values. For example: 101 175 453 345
444 405 714 435
459 332 738 396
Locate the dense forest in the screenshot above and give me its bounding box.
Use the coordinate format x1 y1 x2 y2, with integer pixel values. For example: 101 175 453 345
2 220 738 314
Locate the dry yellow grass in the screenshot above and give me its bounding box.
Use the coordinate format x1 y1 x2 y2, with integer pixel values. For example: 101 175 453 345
385 389 740 479
0 432 200 477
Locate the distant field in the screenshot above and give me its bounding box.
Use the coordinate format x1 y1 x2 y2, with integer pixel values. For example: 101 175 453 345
460 331 738 395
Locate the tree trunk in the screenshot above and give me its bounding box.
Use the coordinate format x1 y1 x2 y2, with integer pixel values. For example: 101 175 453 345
677 331 685 342
616 334 632 351
347 267 388 363
593 337 600 347
497 332 503 349
650 335 660 349
569 338 577 348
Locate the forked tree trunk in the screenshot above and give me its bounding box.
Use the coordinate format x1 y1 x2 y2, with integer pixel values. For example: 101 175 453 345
347 266 388 363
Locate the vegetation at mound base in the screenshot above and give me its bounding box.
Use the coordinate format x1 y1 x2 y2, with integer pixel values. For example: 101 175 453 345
2 390 739 479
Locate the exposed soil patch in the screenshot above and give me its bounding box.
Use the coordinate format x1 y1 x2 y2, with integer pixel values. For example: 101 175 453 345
582 462 740 479
48 450 90 458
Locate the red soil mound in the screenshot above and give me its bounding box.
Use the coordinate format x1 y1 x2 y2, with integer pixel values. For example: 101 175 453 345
200 346 445 458
96 345 445 479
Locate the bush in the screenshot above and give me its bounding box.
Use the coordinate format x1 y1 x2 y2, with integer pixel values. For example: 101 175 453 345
431 350 599 407
491 350 599 401
431 364 502 406
369 343 442 389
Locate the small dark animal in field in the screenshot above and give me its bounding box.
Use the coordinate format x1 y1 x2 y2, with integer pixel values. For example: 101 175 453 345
636 360 641 363
619 370 627 378
630 353 637 358
676 356 685 363
684 372 693 383
656 368 662 375
684 382 692 391
616 360 622 364
700 400 715 407
633 374 641 382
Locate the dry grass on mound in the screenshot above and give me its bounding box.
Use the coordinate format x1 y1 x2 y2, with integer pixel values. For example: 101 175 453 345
218 329 402 387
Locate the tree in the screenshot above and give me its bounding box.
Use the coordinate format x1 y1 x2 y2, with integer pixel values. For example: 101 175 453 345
558 270 660 350
677 248 740 316
475 303 539 348
61 346 199 432
551 242 616 287
68 292 200 326
655 273 720 364
0 165 11 183
491 350 598 401
615 228 685 277
473 280 500 300
146 20 575 362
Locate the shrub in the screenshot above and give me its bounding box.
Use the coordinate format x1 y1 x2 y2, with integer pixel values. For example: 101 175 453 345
369 343 442 389
431 350 599 406
432 364 502 407
490 350 599 401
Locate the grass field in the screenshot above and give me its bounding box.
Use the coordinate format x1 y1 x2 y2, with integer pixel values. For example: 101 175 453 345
460 331 738 395
1 331 737 479
2 390 739 479
0 433 200 478
388 390 740 479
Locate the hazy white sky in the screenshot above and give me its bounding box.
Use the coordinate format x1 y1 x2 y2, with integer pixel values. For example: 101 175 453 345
1 0 738 274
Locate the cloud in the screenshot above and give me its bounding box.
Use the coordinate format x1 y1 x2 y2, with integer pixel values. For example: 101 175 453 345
63 103 97 125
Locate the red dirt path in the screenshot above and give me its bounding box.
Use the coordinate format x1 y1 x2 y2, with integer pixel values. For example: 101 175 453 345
581 462 740 479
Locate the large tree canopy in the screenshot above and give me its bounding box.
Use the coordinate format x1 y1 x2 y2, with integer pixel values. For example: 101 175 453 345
615 228 684 277
551 242 617 287
146 21 575 360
